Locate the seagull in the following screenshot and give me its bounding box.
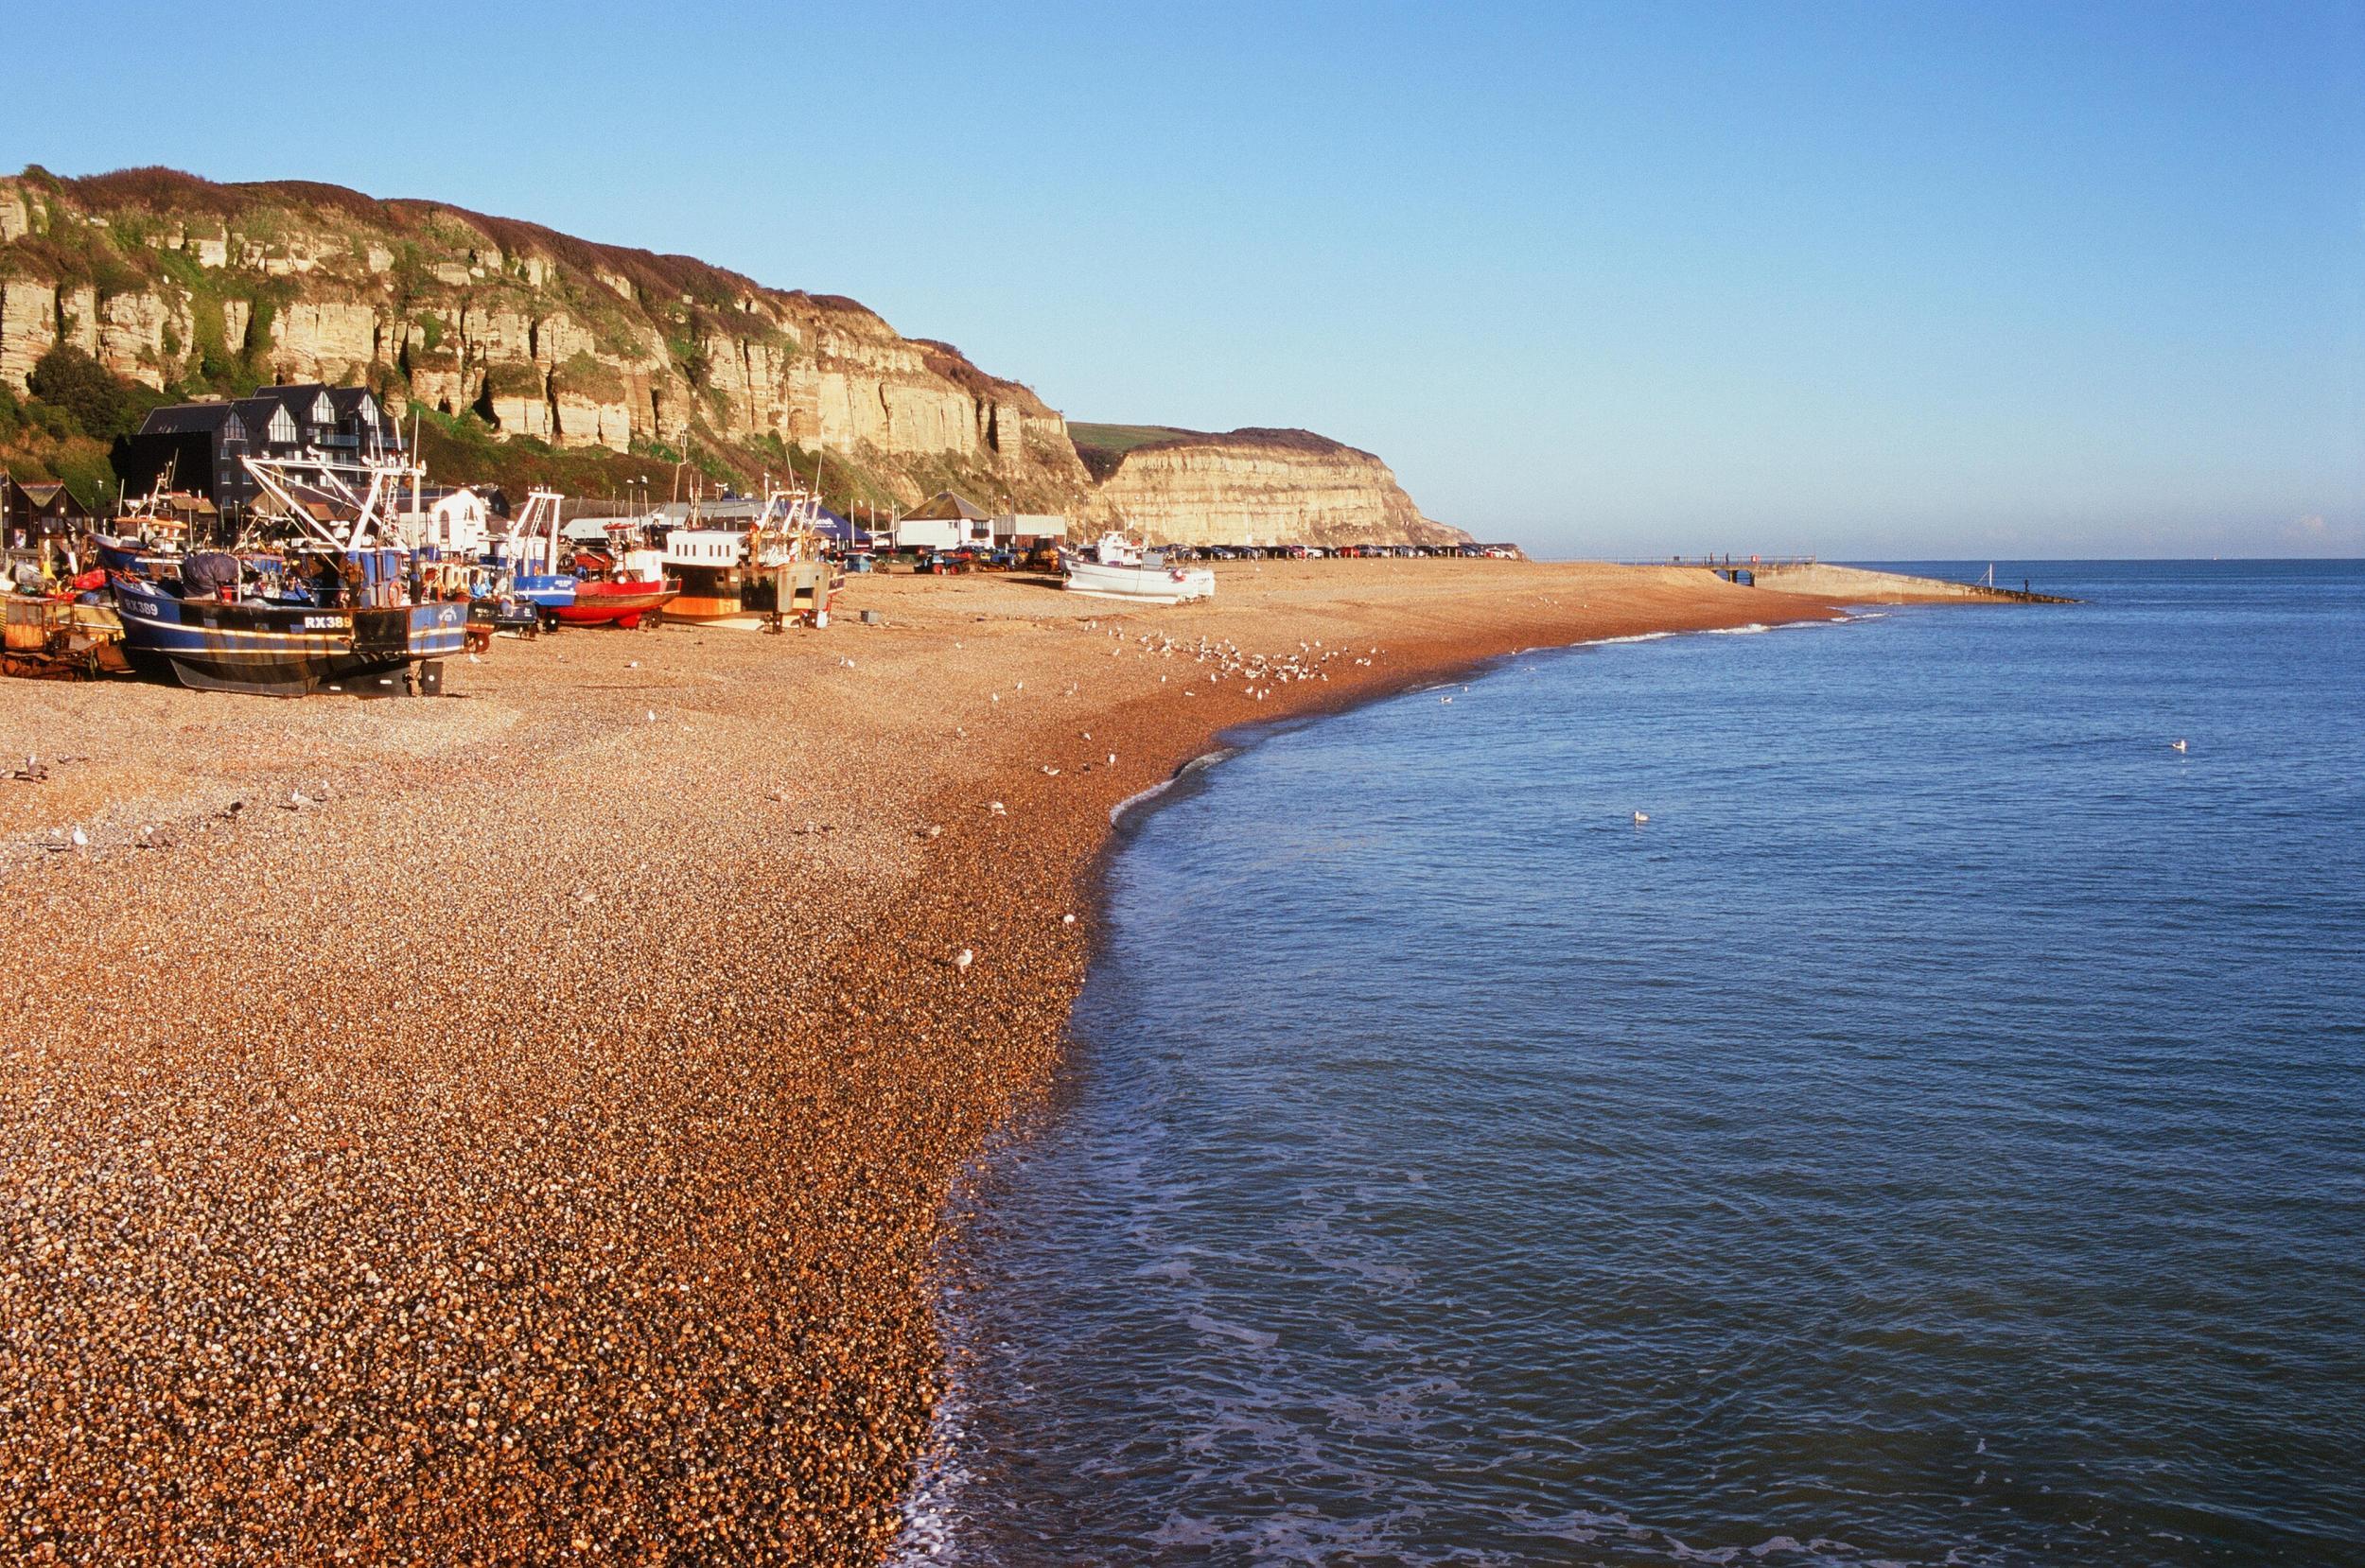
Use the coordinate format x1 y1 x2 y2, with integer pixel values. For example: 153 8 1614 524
68 825 88 849
2170 739 2188 753
1632 810 1651 826
1060 914 1077 926
988 800 1007 816
955 948 973 975
1440 695 1454 705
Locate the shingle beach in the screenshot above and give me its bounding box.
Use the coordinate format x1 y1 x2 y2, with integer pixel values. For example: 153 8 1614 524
0 560 1845 1564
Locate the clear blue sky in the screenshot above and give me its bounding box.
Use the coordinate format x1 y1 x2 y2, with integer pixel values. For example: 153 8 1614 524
9 1 2360 557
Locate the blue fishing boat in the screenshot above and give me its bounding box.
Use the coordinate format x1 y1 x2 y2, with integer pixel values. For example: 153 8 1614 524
111 572 467 694
496 489 577 618
109 455 468 696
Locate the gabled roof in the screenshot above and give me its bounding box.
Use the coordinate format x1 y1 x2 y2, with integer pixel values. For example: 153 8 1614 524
138 401 247 437
900 490 990 522
235 396 293 439
249 382 340 424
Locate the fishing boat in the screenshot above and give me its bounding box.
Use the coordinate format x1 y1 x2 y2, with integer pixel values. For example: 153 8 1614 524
552 515 675 628
498 489 577 617
1061 531 1215 604
109 456 467 695
660 478 839 626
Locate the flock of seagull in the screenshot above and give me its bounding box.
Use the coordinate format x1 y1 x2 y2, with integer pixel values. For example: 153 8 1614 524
1098 625 1381 701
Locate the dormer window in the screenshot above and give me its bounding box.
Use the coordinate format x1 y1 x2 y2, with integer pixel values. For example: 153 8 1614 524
311 392 335 424
223 413 245 443
268 408 297 444
359 400 378 427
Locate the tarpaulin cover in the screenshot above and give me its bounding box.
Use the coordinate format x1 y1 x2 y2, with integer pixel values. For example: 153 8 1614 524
182 551 243 596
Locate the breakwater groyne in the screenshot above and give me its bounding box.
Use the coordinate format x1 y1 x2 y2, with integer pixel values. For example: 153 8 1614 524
1658 558 2076 603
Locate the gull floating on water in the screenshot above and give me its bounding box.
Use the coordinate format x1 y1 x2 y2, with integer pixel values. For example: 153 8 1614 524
2170 739 2188 753
1632 810 1651 826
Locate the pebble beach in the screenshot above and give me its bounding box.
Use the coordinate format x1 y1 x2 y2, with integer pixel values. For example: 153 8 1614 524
0 559 1849 1564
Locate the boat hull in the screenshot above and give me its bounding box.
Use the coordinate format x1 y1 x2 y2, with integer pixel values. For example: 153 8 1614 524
513 574 577 610
551 581 678 627
1062 561 1216 604
112 576 468 696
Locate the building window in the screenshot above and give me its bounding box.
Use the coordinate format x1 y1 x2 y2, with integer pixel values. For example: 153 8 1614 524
312 393 335 423
270 409 297 444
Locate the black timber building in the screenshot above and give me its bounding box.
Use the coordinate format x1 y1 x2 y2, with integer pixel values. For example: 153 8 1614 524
114 384 404 523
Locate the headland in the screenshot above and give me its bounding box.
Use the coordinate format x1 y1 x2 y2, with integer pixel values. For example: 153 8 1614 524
0 560 1971 1562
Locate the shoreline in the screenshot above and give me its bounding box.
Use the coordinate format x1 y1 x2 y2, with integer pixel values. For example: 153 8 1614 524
2 561 1898 1562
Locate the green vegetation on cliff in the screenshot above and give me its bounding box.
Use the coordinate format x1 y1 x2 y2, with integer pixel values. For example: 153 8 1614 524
1066 422 1200 480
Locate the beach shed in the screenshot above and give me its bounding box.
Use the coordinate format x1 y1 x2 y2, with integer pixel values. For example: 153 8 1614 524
4 476 94 549
893 491 994 552
990 513 1068 546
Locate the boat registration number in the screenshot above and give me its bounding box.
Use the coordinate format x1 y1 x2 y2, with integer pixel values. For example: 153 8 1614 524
303 615 345 630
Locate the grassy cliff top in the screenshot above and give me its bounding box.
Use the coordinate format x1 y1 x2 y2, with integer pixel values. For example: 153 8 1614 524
1067 422 1377 481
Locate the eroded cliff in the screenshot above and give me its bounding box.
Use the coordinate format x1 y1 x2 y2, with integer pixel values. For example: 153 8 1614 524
1 166 1466 545
0 167 1089 511
1075 425 1468 549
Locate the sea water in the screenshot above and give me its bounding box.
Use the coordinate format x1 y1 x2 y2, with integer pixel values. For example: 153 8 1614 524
902 562 2365 1566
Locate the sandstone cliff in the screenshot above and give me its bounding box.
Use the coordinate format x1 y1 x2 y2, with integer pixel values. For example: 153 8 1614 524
0 167 1090 512
1 166 1465 546
1074 425 1469 549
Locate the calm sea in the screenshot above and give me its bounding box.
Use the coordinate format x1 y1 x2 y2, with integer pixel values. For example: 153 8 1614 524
900 561 2365 1567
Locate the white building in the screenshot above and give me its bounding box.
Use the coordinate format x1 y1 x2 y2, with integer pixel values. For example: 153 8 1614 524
396 487 492 554
892 491 994 552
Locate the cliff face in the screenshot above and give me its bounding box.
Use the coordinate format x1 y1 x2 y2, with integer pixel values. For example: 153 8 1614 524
0 168 1091 510
1076 426 1469 549
1 166 1467 545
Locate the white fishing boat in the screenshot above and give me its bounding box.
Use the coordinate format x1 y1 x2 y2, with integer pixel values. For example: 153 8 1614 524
1061 532 1215 605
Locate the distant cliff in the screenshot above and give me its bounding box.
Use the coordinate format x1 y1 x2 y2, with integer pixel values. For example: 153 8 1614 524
1074 425 1468 549
0 166 1466 546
